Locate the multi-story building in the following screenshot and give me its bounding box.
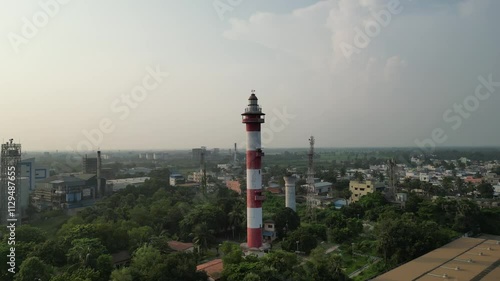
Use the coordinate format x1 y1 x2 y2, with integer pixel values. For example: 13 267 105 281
31 174 103 211
82 155 98 174
484 172 500 185
20 158 49 191
349 180 384 203
169 174 185 186
419 173 430 182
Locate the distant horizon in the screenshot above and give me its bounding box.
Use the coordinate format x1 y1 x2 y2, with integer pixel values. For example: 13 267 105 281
21 145 500 153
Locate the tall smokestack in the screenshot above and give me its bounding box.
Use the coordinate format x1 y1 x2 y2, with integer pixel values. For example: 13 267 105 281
234 143 237 163
97 151 101 198
284 176 296 211
242 91 265 249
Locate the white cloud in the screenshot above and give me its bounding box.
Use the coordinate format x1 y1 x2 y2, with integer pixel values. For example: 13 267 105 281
222 0 500 147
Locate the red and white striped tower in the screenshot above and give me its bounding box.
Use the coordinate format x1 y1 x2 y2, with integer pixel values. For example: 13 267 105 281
242 91 265 249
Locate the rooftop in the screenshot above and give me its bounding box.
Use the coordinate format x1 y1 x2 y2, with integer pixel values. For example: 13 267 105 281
167 241 194 252
372 237 500 281
107 177 150 184
197 259 223 280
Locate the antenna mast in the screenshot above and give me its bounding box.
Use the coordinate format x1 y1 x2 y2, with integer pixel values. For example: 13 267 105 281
306 136 316 221
201 150 207 195
386 158 397 200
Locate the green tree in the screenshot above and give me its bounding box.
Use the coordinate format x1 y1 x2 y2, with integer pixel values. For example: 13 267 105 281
67 238 107 269
477 182 494 198
228 204 245 239
110 267 133 281
128 226 154 251
15 257 52 281
281 227 318 254
161 252 208 281
262 250 300 280
11 225 47 244
340 167 346 177
50 268 99 281
129 205 151 226
273 207 301 238
375 213 453 265
129 244 163 281
324 212 362 243
31 239 66 267
242 272 261 281
96 254 113 281
221 242 243 265
190 222 215 254
303 249 350 281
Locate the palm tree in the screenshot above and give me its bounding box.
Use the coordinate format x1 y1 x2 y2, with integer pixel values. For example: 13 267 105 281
228 202 245 239
190 222 215 254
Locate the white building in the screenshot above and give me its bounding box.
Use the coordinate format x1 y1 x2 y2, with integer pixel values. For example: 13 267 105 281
302 181 332 195
419 173 429 182
107 177 150 192
169 174 185 186
20 158 49 191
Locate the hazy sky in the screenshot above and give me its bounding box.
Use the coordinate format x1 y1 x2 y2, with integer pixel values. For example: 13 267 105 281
1 0 499 152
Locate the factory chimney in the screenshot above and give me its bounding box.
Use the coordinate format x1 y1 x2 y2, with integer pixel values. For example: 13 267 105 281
234 143 237 164
97 150 102 198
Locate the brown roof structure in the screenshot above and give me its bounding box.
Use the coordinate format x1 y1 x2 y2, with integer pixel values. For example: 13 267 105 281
167 241 194 252
372 237 500 281
197 259 223 281
266 187 282 194
111 250 131 266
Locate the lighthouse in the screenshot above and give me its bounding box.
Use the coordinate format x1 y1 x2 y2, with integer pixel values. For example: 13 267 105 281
242 91 265 249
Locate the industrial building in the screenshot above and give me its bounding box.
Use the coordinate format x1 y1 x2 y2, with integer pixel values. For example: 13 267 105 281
83 155 98 174
192 147 207 162
372 236 500 281
31 174 104 211
20 158 49 191
302 181 333 195
0 139 22 225
107 177 150 192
